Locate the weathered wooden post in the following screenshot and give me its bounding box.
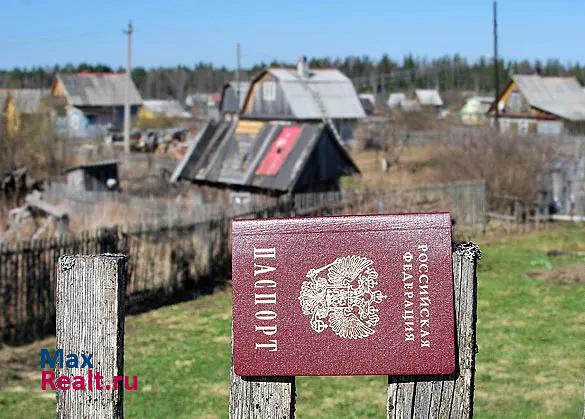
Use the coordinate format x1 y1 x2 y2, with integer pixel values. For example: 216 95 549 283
387 242 479 418
228 243 480 419
56 254 127 419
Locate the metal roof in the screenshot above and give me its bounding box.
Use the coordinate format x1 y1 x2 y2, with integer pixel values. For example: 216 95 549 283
252 68 365 119
56 73 142 107
142 100 192 118
415 89 444 107
512 75 585 121
171 119 359 192
387 93 406 108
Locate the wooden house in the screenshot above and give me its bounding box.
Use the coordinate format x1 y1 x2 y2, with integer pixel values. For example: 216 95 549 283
63 160 120 192
0 89 49 136
489 74 585 135
219 81 250 116
171 119 359 202
51 73 142 138
240 59 365 143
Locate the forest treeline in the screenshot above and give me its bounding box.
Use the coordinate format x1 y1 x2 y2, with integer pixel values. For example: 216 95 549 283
1 54 584 101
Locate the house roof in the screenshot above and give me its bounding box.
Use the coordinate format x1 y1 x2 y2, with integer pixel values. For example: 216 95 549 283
171 119 359 192
510 74 585 121
55 73 142 107
415 89 443 107
0 89 49 114
246 68 365 119
387 93 406 108
142 99 191 118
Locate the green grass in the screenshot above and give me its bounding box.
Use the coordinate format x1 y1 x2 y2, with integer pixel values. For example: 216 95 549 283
0 224 584 418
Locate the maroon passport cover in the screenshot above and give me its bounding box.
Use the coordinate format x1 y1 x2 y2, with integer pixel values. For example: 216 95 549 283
231 213 455 376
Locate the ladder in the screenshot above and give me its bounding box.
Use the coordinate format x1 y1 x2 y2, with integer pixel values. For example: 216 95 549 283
292 72 345 146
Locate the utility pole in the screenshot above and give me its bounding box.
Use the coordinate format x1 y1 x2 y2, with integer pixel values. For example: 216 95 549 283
236 43 241 117
493 1 500 131
123 21 133 153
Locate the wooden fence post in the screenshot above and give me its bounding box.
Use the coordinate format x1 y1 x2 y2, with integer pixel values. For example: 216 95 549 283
387 242 480 419
228 243 479 418
229 367 296 418
56 254 127 419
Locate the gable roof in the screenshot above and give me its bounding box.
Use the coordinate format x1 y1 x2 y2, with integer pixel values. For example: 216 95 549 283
415 89 443 107
171 119 359 192
55 73 142 107
245 68 365 119
142 99 191 118
0 89 49 114
510 74 585 121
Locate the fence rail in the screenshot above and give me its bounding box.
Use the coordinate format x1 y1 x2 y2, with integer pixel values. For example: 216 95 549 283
0 179 487 345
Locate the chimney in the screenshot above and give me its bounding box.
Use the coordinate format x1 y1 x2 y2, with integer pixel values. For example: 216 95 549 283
297 55 309 77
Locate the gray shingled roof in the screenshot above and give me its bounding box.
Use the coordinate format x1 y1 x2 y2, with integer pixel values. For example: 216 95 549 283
260 68 365 119
57 73 142 107
512 74 585 121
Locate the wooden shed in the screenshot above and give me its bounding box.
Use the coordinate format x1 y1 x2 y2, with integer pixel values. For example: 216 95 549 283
63 160 120 192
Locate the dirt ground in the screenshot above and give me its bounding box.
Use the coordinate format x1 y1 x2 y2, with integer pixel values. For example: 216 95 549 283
526 262 585 286
347 145 442 190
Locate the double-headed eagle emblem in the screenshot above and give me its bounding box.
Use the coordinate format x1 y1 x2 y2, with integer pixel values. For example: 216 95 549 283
298 256 387 339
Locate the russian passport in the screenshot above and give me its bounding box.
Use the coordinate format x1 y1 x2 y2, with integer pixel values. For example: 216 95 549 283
231 213 456 376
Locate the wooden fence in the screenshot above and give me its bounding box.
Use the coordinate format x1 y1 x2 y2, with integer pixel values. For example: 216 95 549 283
291 179 487 234
0 218 231 345
1 180 486 346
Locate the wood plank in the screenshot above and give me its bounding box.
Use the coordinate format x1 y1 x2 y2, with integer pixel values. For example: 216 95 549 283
387 243 480 419
56 254 127 419
229 365 296 419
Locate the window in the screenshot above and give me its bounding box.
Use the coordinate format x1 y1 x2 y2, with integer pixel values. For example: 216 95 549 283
262 81 276 101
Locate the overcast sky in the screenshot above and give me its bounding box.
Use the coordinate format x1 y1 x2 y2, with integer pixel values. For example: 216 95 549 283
0 0 583 69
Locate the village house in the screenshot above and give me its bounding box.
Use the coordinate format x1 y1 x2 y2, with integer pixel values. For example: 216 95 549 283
63 160 120 192
138 99 192 125
239 57 365 144
489 74 585 135
0 88 49 136
219 81 251 116
386 89 444 115
171 119 360 203
460 96 494 125
50 72 142 139
358 93 376 115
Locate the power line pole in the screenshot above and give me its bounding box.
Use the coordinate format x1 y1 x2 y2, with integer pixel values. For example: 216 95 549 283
236 43 241 117
123 21 133 153
493 1 500 131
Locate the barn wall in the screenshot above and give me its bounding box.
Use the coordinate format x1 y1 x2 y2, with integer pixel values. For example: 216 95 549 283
243 74 294 119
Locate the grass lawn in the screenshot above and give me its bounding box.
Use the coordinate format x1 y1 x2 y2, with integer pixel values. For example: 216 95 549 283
0 223 584 418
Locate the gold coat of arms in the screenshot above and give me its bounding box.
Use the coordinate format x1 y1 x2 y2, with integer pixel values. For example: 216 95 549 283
298 256 387 339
